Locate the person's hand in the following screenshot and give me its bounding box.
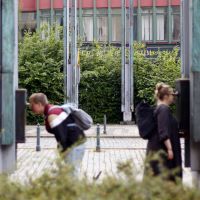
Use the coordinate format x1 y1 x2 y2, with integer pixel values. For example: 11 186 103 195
167 149 174 160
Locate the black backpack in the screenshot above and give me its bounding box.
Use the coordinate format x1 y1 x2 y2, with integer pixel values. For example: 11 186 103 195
135 101 156 139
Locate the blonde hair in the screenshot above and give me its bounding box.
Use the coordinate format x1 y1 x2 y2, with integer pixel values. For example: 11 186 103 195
154 82 173 100
29 93 48 106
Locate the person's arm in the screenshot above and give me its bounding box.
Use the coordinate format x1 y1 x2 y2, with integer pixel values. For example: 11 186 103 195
164 139 173 160
157 105 174 160
48 112 68 151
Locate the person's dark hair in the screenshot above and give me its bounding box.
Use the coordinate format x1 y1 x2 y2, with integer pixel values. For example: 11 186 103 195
29 93 48 106
154 83 173 101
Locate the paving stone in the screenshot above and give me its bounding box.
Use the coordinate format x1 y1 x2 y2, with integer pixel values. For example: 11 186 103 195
11 125 193 187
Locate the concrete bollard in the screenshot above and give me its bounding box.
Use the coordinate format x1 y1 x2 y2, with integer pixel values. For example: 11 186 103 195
96 124 100 152
36 123 41 151
103 114 107 134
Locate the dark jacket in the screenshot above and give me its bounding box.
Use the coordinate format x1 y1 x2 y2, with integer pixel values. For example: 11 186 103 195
44 104 85 151
146 104 182 180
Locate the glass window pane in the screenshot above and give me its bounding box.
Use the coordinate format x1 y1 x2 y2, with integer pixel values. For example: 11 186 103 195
142 8 152 41
112 15 121 42
40 10 50 28
40 17 50 27
19 12 36 38
112 9 121 15
55 10 63 26
142 8 152 14
83 16 93 41
55 15 63 26
172 6 180 13
172 14 180 41
156 8 167 41
41 10 50 17
156 7 167 14
97 9 107 15
97 16 108 41
133 15 137 41
82 9 93 15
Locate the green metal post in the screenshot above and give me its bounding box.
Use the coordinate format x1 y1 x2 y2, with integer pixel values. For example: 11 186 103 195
121 0 125 112
190 0 200 187
79 0 83 38
0 0 2 138
93 0 97 40
71 0 78 105
108 0 112 44
129 0 134 111
152 0 157 43
181 0 189 78
168 0 172 43
2 0 17 145
36 0 40 29
0 0 18 173
63 0 69 102
50 0 54 26
137 0 142 42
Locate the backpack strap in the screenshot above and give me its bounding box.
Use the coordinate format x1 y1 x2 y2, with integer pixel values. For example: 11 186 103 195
47 105 70 129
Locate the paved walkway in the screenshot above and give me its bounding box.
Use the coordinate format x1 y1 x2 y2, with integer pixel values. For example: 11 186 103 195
11 125 193 186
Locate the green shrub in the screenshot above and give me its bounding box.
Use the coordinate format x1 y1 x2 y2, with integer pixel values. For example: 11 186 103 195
79 44 122 123
19 29 181 124
19 27 64 124
79 43 181 123
134 45 181 105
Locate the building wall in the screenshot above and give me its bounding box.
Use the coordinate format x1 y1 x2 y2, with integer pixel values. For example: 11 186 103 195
20 0 180 10
19 0 181 47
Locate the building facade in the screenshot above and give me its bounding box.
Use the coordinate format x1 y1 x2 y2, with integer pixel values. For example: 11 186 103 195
19 0 180 47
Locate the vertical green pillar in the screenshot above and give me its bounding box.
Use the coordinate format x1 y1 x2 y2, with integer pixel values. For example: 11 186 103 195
152 0 157 43
191 0 200 141
108 0 112 44
2 0 17 145
129 0 134 111
190 0 200 184
168 0 172 43
50 0 54 26
137 0 142 42
93 0 97 40
121 0 126 112
0 0 2 142
63 0 69 101
78 0 83 38
36 0 40 29
0 0 18 173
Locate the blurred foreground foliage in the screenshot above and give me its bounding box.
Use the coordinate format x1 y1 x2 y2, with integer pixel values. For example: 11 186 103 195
3 160 199 200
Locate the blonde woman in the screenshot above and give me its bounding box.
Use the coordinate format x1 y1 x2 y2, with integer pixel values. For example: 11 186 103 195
146 83 182 181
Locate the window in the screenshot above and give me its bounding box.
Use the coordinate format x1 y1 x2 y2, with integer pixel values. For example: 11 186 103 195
156 7 167 41
112 9 121 42
40 10 51 28
133 13 137 41
172 6 180 41
40 10 51 39
141 8 152 41
112 15 121 42
82 9 93 42
128 8 138 42
54 10 63 26
97 9 108 42
19 12 36 38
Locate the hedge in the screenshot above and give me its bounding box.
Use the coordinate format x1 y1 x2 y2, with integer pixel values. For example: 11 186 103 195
19 29 181 124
